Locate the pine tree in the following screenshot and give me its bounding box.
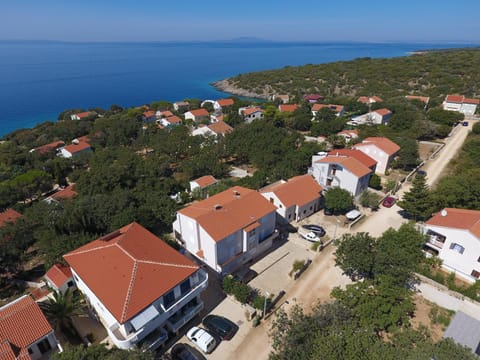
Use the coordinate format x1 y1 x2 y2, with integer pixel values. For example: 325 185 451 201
397 174 432 220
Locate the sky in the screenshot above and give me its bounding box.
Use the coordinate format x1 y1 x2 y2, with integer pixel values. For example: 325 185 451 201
2 0 480 43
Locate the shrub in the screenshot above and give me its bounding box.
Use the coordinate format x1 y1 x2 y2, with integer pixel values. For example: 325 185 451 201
289 259 305 277
222 275 235 295
253 295 266 310
232 282 251 304
368 174 382 190
472 122 480 134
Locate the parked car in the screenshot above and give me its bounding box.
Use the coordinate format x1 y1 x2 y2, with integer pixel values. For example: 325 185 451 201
202 315 237 340
233 268 258 284
171 343 206 360
324 208 333 216
463 121 469 126
345 209 361 221
301 224 326 237
186 327 216 354
417 170 427 177
382 196 396 208
300 231 321 242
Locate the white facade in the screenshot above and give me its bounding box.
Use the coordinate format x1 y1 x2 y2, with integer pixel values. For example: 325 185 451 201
351 110 391 125
173 212 277 275
239 107 264 123
72 267 208 350
28 332 61 360
353 143 392 174
260 190 320 222
443 100 478 115
423 225 480 283
311 159 369 196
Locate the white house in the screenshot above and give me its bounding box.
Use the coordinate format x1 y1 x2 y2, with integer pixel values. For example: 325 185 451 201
191 121 233 138
214 99 234 110
173 186 278 275
184 109 210 122
311 104 345 117
310 153 372 196
353 137 400 174
189 175 218 192
0 295 62 359
423 208 480 283
70 111 92 120
44 263 76 294
337 129 359 143
239 106 264 123
357 96 382 104
271 94 290 104
58 137 92 158
64 222 208 351
442 94 479 115
173 101 189 112
260 175 322 223
351 108 392 125
157 115 182 128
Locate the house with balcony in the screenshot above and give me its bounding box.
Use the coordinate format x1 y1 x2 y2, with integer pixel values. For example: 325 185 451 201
0 295 62 359
260 175 323 223
353 137 400 174
239 106 264 123
350 108 392 125
64 222 208 351
423 208 480 283
173 186 278 275
442 95 479 115
310 152 372 196
184 109 210 123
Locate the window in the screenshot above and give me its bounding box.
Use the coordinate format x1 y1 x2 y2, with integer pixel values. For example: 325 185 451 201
37 339 52 354
28 348 33 355
478 256 480 263
180 279 191 295
472 270 480 279
163 290 175 308
449 243 465 254
67 280 74 287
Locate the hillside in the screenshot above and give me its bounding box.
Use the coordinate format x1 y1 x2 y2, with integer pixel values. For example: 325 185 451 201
214 48 480 101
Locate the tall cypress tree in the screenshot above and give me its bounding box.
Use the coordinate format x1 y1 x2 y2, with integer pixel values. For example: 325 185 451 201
397 174 433 221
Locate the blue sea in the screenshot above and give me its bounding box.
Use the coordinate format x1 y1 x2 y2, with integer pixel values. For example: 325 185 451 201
0 40 477 137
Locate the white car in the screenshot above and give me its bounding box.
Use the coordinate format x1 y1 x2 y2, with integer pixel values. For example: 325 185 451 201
300 231 320 242
345 209 361 221
186 326 216 354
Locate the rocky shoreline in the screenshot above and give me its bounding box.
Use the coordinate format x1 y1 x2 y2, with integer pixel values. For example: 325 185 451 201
211 79 269 99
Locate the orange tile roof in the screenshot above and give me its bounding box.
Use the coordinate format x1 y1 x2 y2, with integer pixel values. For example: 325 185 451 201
279 104 299 113
357 137 400 156
464 98 480 105
328 149 377 169
45 264 73 289
75 111 91 119
34 140 65 154
260 175 322 207
0 295 53 356
143 110 155 118
208 121 233 136
189 109 209 117
426 208 480 239
161 111 174 117
406 95 430 104
192 175 217 189
371 96 383 102
242 107 263 116
49 184 78 201
316 155 372 178
337 129 359 138
64 222 198 324
178 186 276 242
0 209 22 228
374 108 392 116
62 141 91 155
216 99 234 107
445 95 465 103
165 115 182 124
357 96 382 104
312 104 344 113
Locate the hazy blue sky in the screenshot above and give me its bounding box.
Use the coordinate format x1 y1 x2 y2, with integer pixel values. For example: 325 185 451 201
2 0 479 42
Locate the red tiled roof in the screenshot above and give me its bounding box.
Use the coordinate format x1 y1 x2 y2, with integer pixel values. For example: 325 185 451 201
374 108 392 116
328 149 377 169
242 107 263 116
0 209 22 228
165 115 182 124
357 96 382 104
406 95 430 104
279 104 300 113
208 121 233 136
464 98 480 105
143 110 155 118
356 137 400 156
312 104 344 113
161 111 174 117
0 295 53 355
426 208 480 239
316 155 372 178
62 141 91 155
45 264 73 289
337 129 359 138
260 175 322 208
34 141 65 155
49 184 78 201
445 95 465 103
64 222 198 324
371 96 383 102
74 112 91 119
216 99 234 107
303 94 323 101
192 175 217 189
178 186 276 242
189 109 209 117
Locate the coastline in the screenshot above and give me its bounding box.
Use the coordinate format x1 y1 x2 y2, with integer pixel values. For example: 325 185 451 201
211 79 268 99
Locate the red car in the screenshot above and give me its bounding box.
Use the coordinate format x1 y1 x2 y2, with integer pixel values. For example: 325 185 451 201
382 196 396 208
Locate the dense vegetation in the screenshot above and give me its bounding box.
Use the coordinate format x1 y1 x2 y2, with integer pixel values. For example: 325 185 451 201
269 224 476 360
225 48 480 102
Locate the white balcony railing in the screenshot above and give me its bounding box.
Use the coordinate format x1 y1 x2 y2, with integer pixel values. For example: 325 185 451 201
426 236 445 249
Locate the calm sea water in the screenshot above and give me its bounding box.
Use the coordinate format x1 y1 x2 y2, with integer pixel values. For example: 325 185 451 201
0 41 476 136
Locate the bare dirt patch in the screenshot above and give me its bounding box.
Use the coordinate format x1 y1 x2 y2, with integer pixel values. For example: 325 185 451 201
418 141 442 161
411 294 452 342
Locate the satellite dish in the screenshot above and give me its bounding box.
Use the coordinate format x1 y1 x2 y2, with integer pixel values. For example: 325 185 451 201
440 209 447 217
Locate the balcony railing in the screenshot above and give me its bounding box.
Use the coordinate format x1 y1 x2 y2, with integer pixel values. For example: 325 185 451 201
138 326 168 351
426 235 445 249
166 301 203 333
